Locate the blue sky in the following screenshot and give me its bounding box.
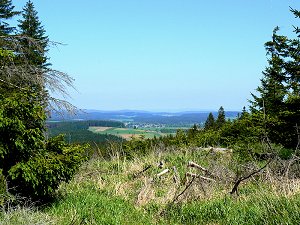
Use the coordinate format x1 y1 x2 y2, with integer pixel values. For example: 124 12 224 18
12 0 300 112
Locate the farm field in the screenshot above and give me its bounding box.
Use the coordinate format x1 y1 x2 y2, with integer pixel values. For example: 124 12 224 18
146 126 190 133
88 126 167 139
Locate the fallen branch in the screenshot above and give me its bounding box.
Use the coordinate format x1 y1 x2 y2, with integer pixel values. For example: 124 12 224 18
186 172 216 182
188 161 219 180
172 166 180 185
188 161 209 173
173 176 195 203
230 158 272 195
156 169 170 178
133 165 152 178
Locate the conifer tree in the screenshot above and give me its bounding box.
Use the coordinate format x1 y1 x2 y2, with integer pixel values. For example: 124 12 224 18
250 8 300 148
204 112 215 130
0 1 85 201
0 0 19 35
240 106 249 119
18 0 49 68
187 123 198 139
250 27 287 116
216 106 226 129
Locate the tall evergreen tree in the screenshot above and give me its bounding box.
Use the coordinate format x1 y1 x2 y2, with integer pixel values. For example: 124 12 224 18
250 8 300 148
204 112 215 130
0 1 86 201
0 0 19 35
187 123 198 139
240 106 249 119
216 106 226 129
250 27 288 116
18 0 49 68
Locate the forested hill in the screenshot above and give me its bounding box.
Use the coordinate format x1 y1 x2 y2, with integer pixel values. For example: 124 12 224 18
47 120 125 130
48 110 240 125
46 120 125 144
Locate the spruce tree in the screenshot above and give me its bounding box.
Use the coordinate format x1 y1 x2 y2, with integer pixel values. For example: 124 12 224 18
204 112 215 130
216 106 226 129
250 8 300 148
0 0 19 35
0 1 86 201
187 123 198 139
18 0 49 68
250 27 287 116
240 106 249 119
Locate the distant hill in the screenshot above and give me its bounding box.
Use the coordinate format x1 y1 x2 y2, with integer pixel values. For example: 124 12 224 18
46 120 125 144
48 110 240 125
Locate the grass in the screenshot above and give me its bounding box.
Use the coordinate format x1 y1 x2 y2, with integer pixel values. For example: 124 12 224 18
89 126 165 139
46 187 152 224
1 147 300 224
165 194 300 225
88 125 190 140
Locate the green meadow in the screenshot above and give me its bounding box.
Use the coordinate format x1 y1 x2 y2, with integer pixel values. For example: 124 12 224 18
89 126 168 139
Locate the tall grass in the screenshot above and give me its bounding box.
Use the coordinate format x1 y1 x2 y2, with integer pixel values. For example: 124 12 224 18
164 193 300 225
1 146 300 224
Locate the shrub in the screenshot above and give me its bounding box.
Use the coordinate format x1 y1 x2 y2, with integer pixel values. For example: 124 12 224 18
8 136 88 199
0 89 88 201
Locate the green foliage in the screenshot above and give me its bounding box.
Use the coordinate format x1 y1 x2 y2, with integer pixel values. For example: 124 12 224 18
194 130 221 147
0 49 14 59
18 0 49 69
0 0 19 35
250 10 300 148
187 124 198 140
173 129 188 146
204 107 227 131
0 1 87 202
122 137 154 159
0 89 46 174
0 90 87 200
220 112 263 147
216 106 226 129
204 112 215 130
8 135 87 199
47 120 124 131
47 120 125 144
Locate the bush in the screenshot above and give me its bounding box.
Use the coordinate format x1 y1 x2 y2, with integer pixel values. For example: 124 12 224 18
194 130 221 147
8 136 88 199
0 89 88 201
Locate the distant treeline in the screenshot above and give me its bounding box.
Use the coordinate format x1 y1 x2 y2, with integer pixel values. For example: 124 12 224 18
49 111 240 125
46 120 125 144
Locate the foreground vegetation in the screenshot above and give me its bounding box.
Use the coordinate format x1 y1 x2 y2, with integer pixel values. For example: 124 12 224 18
1 145 300 224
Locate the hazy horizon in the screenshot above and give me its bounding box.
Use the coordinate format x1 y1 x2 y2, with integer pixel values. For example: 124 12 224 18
83 107 241 113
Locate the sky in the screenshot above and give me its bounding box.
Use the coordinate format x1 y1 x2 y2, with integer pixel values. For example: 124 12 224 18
12 0 300 112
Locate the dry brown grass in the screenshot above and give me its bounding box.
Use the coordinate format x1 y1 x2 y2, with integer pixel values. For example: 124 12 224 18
69 146 300 212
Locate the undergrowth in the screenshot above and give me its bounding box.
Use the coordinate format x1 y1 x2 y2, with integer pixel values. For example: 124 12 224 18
1 146 300 224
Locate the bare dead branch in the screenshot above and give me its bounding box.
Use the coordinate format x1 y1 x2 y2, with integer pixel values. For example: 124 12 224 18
156 169 170 178
172 176 195 203
133 165 152 179
188 161 208 173
172 166 180 185
230 158 272 195
188 161 219 179
186 172 216 182
47 97 78 115
0 35 77 114
285 124 300 178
